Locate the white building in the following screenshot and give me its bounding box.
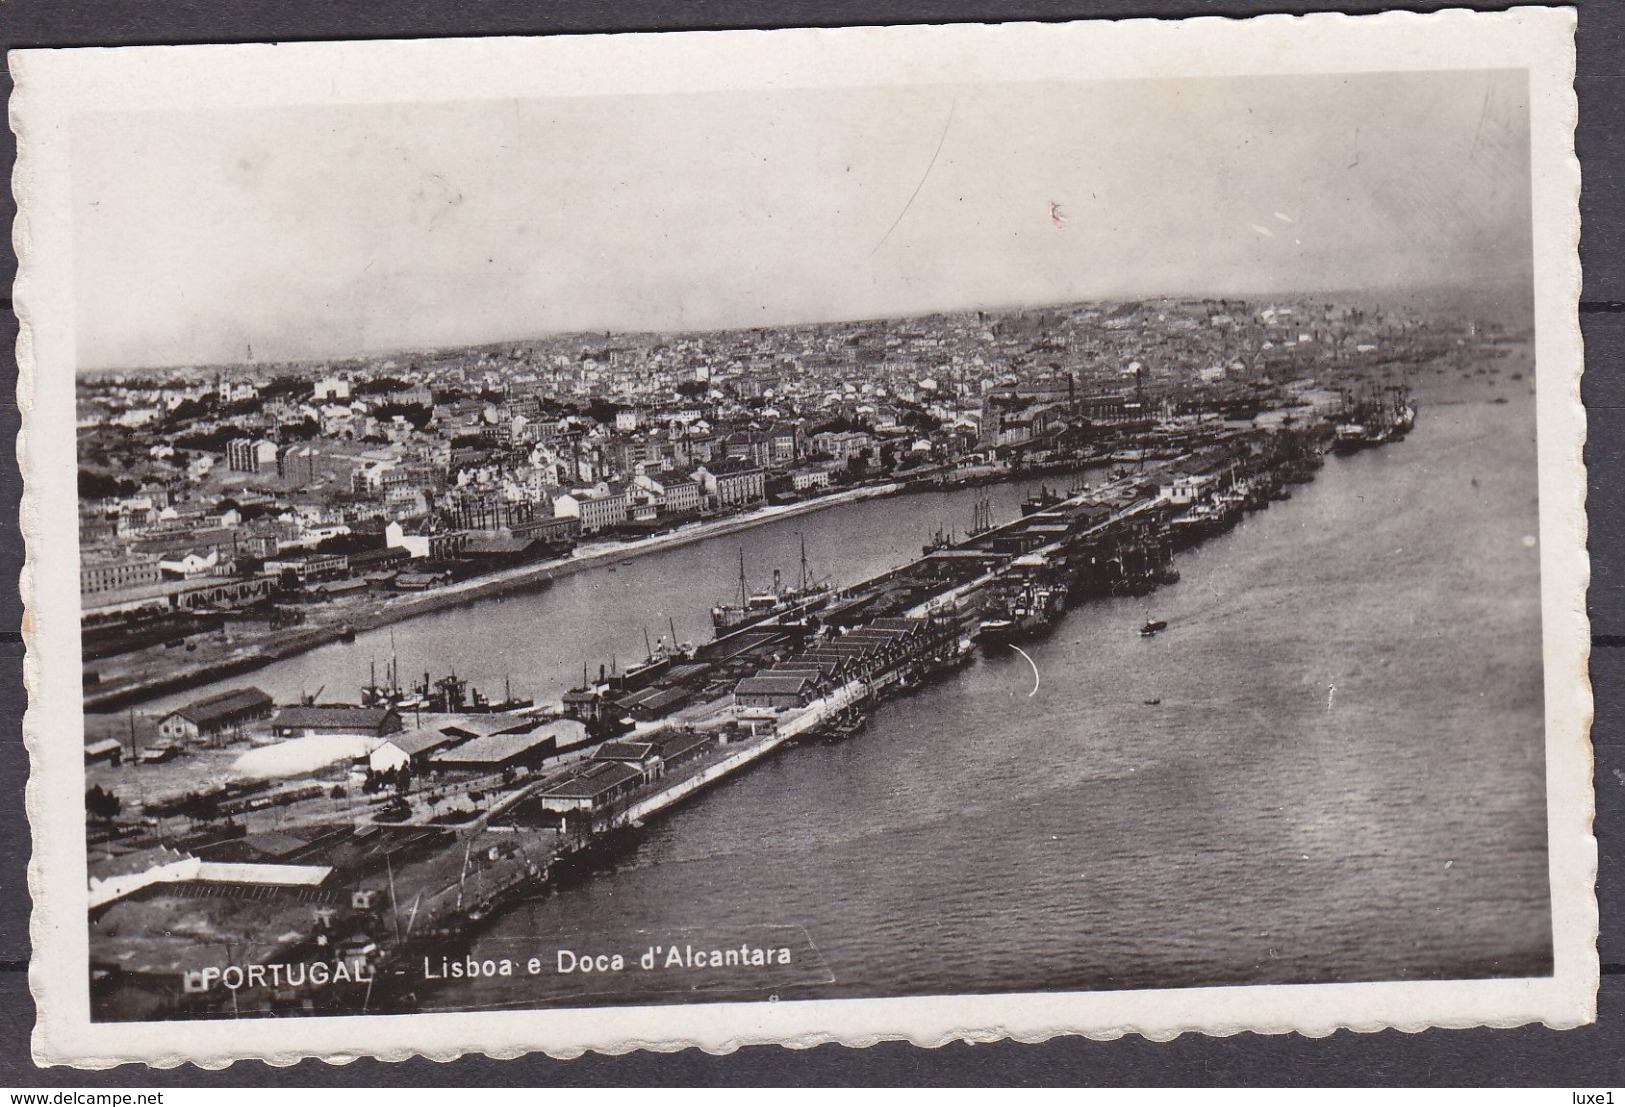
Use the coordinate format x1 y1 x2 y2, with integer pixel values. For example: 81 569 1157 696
553 488 629 533
313 376 351 402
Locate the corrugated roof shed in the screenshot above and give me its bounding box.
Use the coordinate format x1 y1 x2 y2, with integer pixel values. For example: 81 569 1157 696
734 674 815 696
272 705 396 732
430 719 586 766
594 740 657 763
537 760 642 800
767 664 828 678
172 686 274 727
382 727 459 757
430 729 555 766
635 687 691 715
653 730 712 762
438 715 538 740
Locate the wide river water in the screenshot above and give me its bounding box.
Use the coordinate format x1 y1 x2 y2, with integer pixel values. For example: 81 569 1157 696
452 388 1547 1010
153 387 1555 1009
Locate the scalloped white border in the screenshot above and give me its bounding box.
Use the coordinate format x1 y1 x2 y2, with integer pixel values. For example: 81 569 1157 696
12 6 1593 1069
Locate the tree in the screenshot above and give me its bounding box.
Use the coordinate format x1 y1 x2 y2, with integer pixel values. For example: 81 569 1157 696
259 375 310 401
810 415 869 436
173 424 251 453
584 397 623 425
85 784 122 822
279 417 320 441
372 402 433 430
179 790 221 826
78 469 136 500
233 500 274 522
219 397 264 419
353 376 412 397
317 531 385 555
163 397 211 424
896 406 943 434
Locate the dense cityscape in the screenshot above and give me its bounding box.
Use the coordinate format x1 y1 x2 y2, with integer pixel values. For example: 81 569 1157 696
77 293 1530 1019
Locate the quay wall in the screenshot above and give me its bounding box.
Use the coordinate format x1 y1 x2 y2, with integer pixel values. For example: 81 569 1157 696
616 678 869 826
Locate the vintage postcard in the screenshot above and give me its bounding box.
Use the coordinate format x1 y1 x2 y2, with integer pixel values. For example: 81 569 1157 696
13 8 1592 1067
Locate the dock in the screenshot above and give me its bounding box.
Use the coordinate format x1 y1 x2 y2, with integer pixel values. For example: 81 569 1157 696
86 414 1355 1019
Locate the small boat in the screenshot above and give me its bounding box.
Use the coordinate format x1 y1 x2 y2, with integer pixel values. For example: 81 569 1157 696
1143 698 1161 706
1139 619 1167 637
820 709 869 743
922 526 955 556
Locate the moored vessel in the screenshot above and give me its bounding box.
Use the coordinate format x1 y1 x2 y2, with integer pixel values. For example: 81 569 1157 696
711 538 833 632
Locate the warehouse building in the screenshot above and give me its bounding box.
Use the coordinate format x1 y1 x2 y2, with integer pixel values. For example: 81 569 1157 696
158 687 275 743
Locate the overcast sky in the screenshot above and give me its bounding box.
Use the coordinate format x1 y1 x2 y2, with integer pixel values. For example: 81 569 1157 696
72 68 1530 369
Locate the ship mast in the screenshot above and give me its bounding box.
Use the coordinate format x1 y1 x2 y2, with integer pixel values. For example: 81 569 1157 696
737 547 749 609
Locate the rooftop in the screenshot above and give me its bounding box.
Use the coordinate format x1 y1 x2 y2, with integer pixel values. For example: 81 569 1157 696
536 760 643 800
652 730 712 762
169 686 274 727
380 727 459 757
734 674 815 696
594 740 657 763
272 704 397 731
431 718 586 765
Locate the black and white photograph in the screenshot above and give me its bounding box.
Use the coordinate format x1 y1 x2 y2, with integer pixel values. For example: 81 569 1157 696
14 9 1592 1065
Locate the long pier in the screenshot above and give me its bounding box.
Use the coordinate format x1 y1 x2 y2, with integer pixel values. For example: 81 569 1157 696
93 419 1352 1019
906 481 1164 620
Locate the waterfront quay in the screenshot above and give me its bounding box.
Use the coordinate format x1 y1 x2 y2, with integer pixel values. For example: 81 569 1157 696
82 396 1369 1020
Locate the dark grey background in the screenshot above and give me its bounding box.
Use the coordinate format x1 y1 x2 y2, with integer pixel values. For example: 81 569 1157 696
0 0 1618 1086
